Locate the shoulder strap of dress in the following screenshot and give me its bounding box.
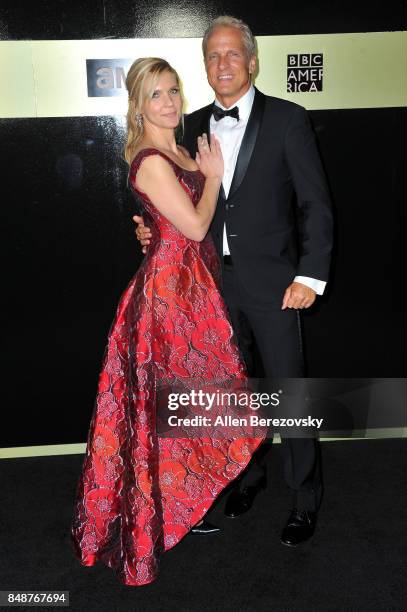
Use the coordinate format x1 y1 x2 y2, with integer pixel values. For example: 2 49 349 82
130 147 178 176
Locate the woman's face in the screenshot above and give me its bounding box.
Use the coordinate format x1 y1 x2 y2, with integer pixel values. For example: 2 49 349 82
141 70 182 131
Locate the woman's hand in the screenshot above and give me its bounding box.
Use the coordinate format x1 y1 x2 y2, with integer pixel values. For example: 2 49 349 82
195 133 224 181
133 215 151 254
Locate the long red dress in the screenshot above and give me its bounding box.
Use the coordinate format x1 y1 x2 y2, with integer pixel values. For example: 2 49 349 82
70 148 265 586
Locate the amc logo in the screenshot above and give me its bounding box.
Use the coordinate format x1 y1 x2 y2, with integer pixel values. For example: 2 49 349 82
86 59 133 97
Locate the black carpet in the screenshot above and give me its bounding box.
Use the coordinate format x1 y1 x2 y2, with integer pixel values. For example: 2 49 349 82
1 439 406 612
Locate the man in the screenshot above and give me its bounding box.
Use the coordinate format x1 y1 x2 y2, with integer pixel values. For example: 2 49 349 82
134 16 333 546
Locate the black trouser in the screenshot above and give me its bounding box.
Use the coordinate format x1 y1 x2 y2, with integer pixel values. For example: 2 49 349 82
221 259 322 513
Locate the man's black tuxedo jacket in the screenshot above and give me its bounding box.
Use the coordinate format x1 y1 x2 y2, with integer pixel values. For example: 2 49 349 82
182 87 333 308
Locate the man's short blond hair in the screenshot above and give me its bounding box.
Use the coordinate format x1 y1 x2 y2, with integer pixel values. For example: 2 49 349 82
202 16 256 60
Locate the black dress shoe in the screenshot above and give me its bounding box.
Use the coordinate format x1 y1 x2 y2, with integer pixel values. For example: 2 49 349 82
280 508 317 546
224 478 267 518
190 519 220 535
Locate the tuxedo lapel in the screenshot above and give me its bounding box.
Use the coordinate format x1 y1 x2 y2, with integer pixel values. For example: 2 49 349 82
227 88 266 200
198 106 212 144
196 105 228 200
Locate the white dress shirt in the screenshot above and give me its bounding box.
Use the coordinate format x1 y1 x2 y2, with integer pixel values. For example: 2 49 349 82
209 84 326 296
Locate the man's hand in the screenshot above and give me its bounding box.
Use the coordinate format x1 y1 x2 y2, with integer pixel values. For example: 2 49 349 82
133 215 152 254
281 282 316 310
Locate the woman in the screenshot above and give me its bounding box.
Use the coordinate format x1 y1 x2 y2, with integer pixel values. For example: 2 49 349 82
70 57 265 587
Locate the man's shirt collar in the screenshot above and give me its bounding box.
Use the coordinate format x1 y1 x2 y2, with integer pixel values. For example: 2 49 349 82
213 84 255 122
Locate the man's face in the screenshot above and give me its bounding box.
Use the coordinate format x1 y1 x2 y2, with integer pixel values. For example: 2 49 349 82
204 26 256 107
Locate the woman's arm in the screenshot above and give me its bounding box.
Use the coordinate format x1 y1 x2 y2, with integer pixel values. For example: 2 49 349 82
134 135 223 242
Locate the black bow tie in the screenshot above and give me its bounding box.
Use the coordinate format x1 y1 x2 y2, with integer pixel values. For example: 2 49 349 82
212 105 240 122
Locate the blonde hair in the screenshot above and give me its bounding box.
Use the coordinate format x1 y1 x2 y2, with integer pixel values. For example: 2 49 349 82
124 57 183 166
202 16 256 61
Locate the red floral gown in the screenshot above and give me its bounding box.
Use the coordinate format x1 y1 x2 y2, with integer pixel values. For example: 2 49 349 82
70 148 265 586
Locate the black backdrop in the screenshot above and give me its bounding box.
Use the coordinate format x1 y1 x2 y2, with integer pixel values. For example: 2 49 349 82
0 1 405 447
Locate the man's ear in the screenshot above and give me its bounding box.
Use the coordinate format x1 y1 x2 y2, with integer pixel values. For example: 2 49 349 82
249 55 257 75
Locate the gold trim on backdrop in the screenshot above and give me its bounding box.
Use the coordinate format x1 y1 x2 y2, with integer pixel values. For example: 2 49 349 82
0 41 37 118
0 443 86 459
1 429 406 459
256 32 407 109
0 31 406 118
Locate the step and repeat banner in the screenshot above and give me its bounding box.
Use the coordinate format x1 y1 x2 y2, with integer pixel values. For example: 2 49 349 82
0 30 406 457
1 31 406 119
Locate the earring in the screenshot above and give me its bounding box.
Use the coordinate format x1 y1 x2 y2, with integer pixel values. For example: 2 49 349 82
135 113 143 128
